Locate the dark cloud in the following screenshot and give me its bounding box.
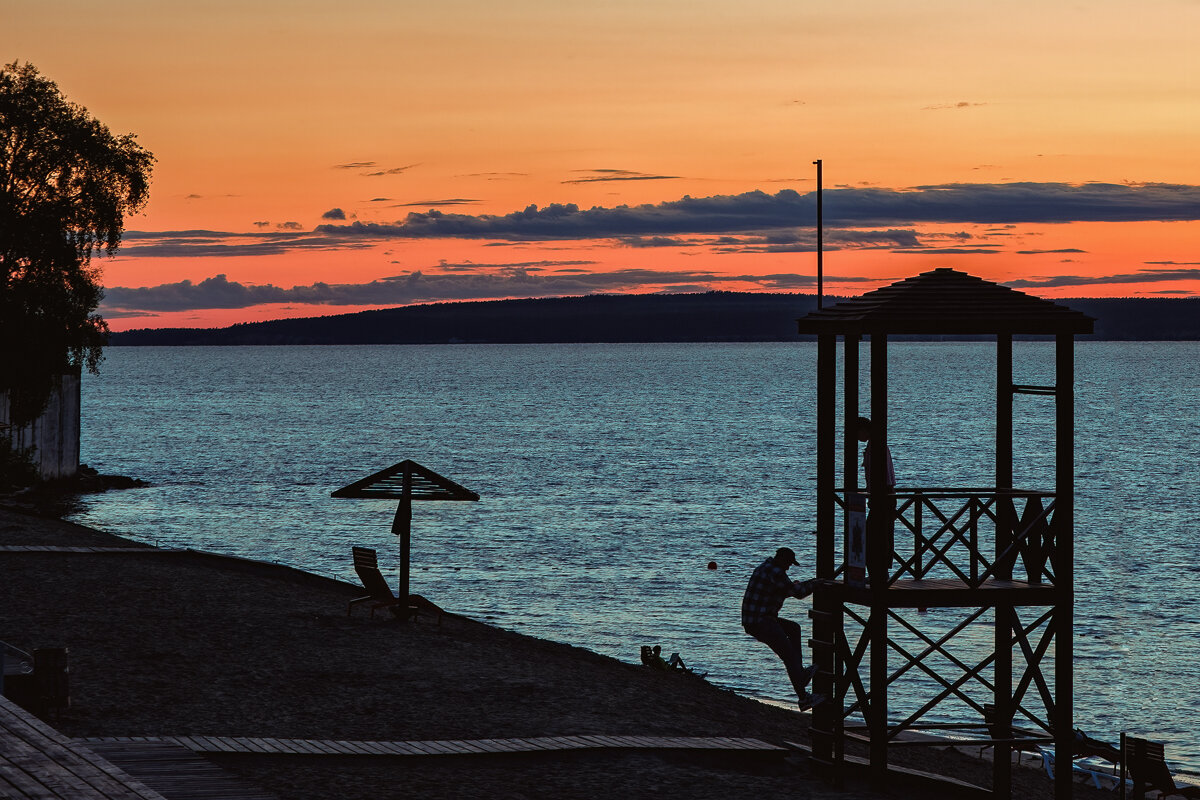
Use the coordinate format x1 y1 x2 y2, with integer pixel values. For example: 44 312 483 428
619 235 695 248
754 273 881 290
118 230 372 259
322 208 346 220
1003 268 1200 288
252 221 270 228
1016 248 1087 255
100 268 875 313
837 182 1200 225
711 229 939 255
364 165 417 177
563 169 682 184
312 183 1200 242
115 183 1200 262
427 259 598 273
726 229 924 251
395 199 481 207
122 229 243 241
276 221 304 231
332 162 417 176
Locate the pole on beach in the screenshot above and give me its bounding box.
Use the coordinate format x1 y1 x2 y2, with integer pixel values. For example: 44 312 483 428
392 492 413 608
814 159 823 310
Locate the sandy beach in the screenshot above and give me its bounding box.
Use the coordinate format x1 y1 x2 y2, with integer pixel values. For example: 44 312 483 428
0 504 1114 799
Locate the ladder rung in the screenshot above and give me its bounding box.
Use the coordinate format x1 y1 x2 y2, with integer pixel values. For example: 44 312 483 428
1013 384 1056 396
808 639 836 649
809 610 835 621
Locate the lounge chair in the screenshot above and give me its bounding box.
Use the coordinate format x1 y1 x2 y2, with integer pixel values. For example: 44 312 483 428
1121 735 1200 799
1038 746 1124 792
348 547 413 620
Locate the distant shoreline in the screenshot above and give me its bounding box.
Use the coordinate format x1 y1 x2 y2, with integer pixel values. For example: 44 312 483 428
109 292 1200 346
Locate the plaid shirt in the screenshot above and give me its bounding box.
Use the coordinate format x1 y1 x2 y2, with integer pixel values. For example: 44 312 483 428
741 557 808 627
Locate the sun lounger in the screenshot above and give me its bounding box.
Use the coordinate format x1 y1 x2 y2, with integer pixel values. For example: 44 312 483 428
348 547 412 620
1121 735 1200 799
348 548 444 625
1039 746 1124 791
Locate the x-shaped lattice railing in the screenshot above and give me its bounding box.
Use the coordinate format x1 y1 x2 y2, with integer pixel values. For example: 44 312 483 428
835 489 1057 587
835 605 1056 738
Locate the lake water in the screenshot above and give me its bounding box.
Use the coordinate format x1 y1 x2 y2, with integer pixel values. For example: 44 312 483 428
67 342 1200 771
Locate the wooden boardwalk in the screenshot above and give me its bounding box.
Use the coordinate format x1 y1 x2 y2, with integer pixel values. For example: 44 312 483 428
0 701 785 800
78 734 786 757
84 742 278 800
0 695 168 800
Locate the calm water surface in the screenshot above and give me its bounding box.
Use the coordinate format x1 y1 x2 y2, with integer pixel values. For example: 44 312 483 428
68 342 1200 770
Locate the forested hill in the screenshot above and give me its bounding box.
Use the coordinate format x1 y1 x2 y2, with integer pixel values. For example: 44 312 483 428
109 292 1200 345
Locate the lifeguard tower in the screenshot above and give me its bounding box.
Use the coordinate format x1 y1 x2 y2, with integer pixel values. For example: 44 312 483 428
796 268 1094 799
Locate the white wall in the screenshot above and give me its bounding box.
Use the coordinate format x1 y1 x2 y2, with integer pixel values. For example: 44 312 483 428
0 373 81 480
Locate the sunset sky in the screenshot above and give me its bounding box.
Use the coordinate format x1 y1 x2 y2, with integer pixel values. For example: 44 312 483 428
9 0 1200 330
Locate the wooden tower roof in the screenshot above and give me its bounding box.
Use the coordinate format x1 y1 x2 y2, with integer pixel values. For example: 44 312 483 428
796 268 1095 336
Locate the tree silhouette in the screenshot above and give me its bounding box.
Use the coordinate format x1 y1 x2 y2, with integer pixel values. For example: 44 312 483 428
1 61 154 425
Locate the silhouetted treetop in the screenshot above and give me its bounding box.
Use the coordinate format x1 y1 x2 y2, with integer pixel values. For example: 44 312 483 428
1 61 154 424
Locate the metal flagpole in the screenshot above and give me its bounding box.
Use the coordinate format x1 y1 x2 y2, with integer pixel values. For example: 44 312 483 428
814 159 823 309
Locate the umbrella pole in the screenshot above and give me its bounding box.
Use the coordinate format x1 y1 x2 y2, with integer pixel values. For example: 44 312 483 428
392 495 412 616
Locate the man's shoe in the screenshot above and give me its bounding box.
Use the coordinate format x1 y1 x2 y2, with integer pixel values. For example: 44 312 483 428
799 664 817 688
798 692 827 711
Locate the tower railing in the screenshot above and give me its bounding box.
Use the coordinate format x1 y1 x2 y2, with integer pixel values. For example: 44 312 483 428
834 488 1058 588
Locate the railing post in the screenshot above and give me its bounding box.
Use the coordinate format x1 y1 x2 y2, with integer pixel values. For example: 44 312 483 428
913 493 924 579
1053 333 1075 800
970 496 979 586
868 332 889 781
817 334 837 579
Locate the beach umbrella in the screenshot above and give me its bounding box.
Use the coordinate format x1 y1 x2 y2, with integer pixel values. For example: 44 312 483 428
332 460 479 612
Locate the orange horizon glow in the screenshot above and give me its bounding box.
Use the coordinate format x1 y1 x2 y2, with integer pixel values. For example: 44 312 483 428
10 0 1200 331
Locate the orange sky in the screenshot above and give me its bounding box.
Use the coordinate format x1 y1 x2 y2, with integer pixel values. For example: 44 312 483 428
9 0 1200 330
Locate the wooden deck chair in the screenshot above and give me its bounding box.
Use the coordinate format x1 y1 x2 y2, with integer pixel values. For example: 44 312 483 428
348 547 411 620
1121 735 1200 799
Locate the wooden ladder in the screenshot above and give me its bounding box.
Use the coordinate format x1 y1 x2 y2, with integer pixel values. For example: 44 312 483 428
807 583 844 784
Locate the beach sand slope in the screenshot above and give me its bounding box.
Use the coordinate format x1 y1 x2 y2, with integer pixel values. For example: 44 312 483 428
0 507 1109 799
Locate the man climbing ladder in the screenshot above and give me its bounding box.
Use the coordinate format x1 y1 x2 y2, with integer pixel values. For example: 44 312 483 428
741 547 825 710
